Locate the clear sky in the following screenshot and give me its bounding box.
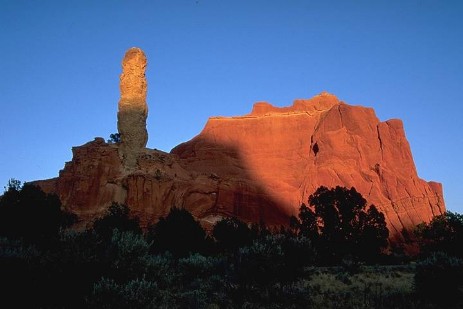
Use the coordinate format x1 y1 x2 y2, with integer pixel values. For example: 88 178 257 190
1 0 462 212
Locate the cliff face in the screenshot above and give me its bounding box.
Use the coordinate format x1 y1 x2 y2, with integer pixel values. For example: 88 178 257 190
36 92 444 237
172 92 444 236
33 48 444 237
35 138 126 224
35 136 287 230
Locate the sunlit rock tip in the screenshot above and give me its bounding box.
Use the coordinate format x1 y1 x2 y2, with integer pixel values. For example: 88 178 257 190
119 47 147 101
33 48 445 240
117 47 148 168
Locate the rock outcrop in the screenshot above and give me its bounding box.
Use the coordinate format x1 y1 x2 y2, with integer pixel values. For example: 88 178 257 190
172 92 445 237
117 47 148 168
34 49 445 238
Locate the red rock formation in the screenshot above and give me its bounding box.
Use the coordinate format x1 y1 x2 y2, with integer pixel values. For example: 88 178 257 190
118 47 148 168
35 92 444 238
171 92 444 237
34 138 126 225
34 49 445 237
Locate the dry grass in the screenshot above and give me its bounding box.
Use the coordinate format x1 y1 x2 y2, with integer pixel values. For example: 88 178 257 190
305 265 421 309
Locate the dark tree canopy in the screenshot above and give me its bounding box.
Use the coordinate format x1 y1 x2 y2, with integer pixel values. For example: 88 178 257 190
212 217 253 252
0 181 76 243
290 203 317 239
414 211 463 258
148 207 206 257
92 203 142 240
291 186 389 263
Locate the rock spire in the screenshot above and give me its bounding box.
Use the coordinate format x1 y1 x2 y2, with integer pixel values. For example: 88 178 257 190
33 49 445 240
117 47 148 168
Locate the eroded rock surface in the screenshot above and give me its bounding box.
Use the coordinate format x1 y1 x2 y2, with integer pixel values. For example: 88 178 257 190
117 47 148 168
33 49 444 238
35 93 444 237
172 92 445 237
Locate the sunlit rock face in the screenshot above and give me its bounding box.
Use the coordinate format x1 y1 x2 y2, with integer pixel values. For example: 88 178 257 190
34 49 445 239
172 92 445 238
34 138 127 225
117 47 148 168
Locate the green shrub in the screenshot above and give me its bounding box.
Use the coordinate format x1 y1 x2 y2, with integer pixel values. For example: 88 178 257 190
144 253 176 287
105 230 152 281
92 203 142 241
88 277 159 309
235 234 287 287
178 253 220 282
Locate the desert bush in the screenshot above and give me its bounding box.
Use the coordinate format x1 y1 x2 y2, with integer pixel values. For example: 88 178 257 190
308 267 419 309
92 203 142 241
178 253 222 282
0 237 41 307
143 252 176 286
280 234 316 276
88 277 159 309
235 234 287 287
236 280 312 309
104 230 152 281
414 252 463 306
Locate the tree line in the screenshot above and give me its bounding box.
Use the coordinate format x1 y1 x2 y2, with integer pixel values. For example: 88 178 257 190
0 179 462 308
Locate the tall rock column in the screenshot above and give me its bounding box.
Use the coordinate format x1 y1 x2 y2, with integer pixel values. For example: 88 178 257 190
117 47 148 168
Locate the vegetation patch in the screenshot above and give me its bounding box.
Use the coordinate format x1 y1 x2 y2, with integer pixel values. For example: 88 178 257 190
0 179 462 308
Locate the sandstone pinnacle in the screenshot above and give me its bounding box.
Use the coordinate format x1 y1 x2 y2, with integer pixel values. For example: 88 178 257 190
33 49 445 240
117 47 148 168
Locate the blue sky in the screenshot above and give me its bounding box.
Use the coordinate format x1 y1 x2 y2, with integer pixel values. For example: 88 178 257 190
1 0 462 213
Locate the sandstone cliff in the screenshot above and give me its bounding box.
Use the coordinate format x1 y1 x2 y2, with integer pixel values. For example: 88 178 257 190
35 92 444 237
171 92 445 237
117 47 148 168
34 48 445 238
